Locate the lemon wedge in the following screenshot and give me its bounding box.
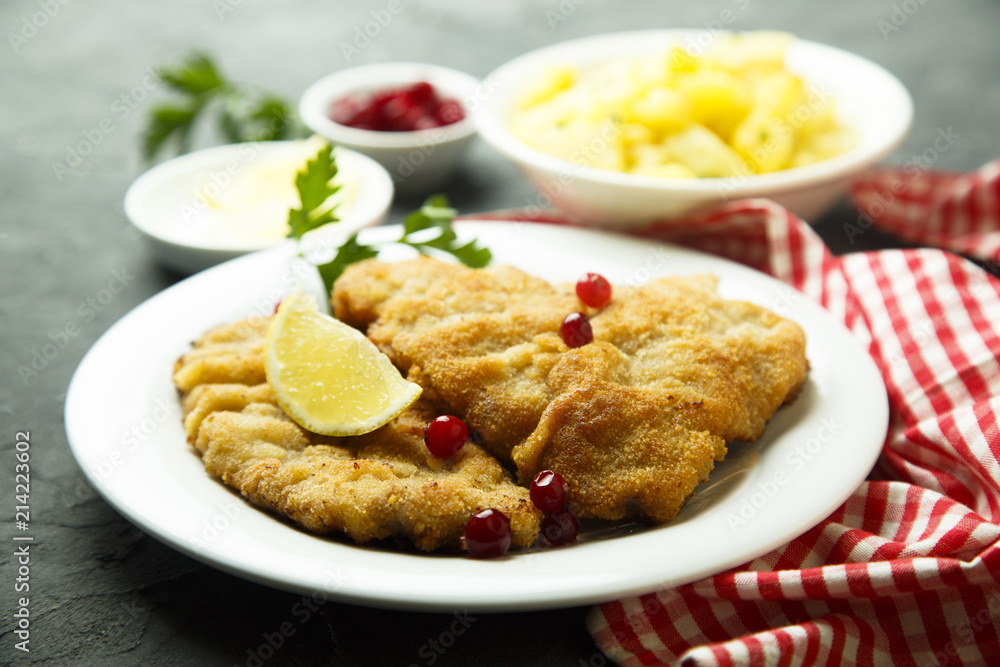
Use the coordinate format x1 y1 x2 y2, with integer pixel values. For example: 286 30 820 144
265 288 421 436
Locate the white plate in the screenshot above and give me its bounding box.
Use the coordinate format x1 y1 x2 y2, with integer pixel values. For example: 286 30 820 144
65 221 887 612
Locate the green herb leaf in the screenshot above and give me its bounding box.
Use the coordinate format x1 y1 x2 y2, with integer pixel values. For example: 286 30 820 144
295 190 491 305
399 195 492 268
141 101 201 162
315 234 380 297
141 51 304 162
287 141 340 240
248 95 298 141
401 194 457 236
158 53 226 96
218 92 298 144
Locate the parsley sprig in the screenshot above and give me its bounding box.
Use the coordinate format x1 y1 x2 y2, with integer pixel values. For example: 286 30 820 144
313 195 492 299
278 142 491 302
142 52 302 162
287 142 340 240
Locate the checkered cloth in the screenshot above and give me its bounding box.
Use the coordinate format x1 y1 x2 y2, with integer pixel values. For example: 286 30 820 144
851 159 1000 264
475 180 1000 664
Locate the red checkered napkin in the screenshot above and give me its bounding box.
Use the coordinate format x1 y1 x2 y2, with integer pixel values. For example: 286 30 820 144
851 159 1000 264
475 198 1000 665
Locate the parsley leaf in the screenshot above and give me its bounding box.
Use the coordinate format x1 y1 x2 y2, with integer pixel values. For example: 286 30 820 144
311 194 492 304
142 52 303 162
398 197 492 268
158 52 225 95
141 101 201 161
280 148 492 305
315 234 380 296
219 93 298 144
286 141 340 240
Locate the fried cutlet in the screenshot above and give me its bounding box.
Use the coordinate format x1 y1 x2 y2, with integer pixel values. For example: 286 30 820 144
333 257 809 523
173 318 541 552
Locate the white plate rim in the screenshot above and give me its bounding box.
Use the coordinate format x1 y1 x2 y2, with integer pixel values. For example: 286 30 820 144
64 220 888 612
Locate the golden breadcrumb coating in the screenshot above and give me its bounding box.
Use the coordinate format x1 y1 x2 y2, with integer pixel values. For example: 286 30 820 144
333 257 808 523
173 320 540 552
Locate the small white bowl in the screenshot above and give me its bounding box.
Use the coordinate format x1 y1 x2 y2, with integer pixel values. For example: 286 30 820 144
299 62 479 195
124 140 393 275
475 30 914 227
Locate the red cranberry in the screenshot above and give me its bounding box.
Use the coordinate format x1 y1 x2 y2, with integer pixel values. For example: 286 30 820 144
405 81 435 103
464 508 512 558
576 273 612 308
541 509 579 546
328 82 464 132
560 312 593 348
530 470 567 513
424 415 468 458
435 99 465 124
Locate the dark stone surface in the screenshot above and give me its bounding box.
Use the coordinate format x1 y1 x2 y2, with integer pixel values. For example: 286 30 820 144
2 0 998 664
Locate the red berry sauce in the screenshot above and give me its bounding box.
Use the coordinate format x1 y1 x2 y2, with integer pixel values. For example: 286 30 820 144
328 81 466 132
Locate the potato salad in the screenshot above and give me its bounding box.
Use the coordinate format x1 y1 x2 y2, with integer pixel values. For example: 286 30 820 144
510 32 855 179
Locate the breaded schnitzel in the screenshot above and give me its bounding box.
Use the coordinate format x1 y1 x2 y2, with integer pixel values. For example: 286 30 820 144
174 318 541 551
333 258 808 523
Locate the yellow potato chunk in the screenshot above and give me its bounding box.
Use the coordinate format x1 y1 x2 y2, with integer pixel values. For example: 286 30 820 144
510 31 855 179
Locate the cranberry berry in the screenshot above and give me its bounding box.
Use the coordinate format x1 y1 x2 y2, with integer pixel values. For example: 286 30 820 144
560 312 593 348
424 415 468 458
530 470 567 513
328 81 465 132
541 508 579 546
576 273 612 308
464 508 512 558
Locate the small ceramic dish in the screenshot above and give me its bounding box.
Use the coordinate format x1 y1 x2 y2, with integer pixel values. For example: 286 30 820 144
299 62 480 195
124 139 393 275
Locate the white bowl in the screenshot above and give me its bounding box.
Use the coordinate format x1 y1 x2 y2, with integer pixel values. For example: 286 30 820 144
299 62 480 195
125 140 393 275
475 30 914 227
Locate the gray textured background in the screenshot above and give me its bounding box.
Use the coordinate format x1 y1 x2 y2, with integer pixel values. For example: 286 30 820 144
2 0 999 665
